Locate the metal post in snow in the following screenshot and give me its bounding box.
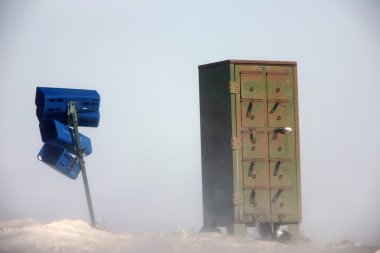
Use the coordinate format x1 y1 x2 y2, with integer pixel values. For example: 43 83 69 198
69 101 96 228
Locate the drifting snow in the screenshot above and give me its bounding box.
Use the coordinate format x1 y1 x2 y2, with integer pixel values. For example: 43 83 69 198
0 219 378 253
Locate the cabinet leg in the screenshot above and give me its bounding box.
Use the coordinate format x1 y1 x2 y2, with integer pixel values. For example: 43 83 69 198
287 223 300 241
227 223 246 236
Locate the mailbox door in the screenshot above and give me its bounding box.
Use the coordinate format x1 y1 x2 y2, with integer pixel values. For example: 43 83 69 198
270 188 297 215
268 130 295 159
268 101 294 128
243 160 269 188
238 66 266 100
269 160 295 187
244 188 270 215
266 68 293 100
242 130 268 159
241 101 267 128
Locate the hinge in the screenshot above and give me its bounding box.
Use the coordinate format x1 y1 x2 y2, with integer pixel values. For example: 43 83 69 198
231 137 241 150
229 81 240 94
233 193 243 205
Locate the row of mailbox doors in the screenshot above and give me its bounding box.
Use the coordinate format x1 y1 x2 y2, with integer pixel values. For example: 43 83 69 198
241 129 295 159
238 67 294 101
241 159 297 216
241 100 294 128
243 187 297 215
241 157 298 216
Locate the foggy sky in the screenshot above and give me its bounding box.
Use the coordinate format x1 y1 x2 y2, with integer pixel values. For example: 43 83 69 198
0 0 379 245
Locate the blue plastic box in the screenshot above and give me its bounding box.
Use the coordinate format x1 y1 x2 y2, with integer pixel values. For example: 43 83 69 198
37 142 81 180
35 87 100 113
39 119 92 155
36 109 100 127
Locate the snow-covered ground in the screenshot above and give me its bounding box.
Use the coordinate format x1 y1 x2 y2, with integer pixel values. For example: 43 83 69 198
0 219 378 253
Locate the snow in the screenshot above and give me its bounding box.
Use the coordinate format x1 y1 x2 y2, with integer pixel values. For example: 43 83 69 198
0 219 378 253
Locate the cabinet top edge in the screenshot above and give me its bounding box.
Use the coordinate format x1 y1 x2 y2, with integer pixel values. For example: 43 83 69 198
198 59 297 69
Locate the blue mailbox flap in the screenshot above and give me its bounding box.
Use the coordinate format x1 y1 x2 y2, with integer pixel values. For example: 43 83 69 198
37 142 81 180
39 119 92 156
36 109 100 128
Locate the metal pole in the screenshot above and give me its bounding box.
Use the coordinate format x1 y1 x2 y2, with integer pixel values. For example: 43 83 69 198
78 158 96 228
69 101 96 228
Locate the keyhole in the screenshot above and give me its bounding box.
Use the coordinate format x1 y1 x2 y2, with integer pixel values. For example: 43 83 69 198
250 115 255 120
250 87 254 92
276 88 280 93
251 146 256 151
277 115 281 121
252 174 256 179
278 146 282 152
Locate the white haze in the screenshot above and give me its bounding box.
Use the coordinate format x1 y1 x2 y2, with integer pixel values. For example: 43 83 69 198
0 0 380 247
1 219 379 253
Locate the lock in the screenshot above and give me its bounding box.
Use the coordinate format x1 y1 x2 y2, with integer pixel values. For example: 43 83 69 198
249 189 256 205
248 161 255 177
269 102 280 114
246 102 253 118
249 129 256 144
273 161 281 176
272 189 283 203
272 127 292 140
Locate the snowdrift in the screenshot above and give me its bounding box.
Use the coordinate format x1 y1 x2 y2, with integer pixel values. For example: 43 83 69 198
0 219 378 253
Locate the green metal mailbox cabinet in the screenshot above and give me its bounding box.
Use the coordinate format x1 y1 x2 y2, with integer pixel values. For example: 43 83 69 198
199 60 301 238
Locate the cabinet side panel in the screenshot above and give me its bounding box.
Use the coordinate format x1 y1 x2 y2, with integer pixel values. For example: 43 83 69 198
199 64 233 228
293 65 302 222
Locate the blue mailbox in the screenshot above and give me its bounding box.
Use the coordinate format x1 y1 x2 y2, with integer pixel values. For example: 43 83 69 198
36 109 100 128
35 87 100 112
35 87 100 127
39 119 92 156
37 142 81 180
35 86 99 227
